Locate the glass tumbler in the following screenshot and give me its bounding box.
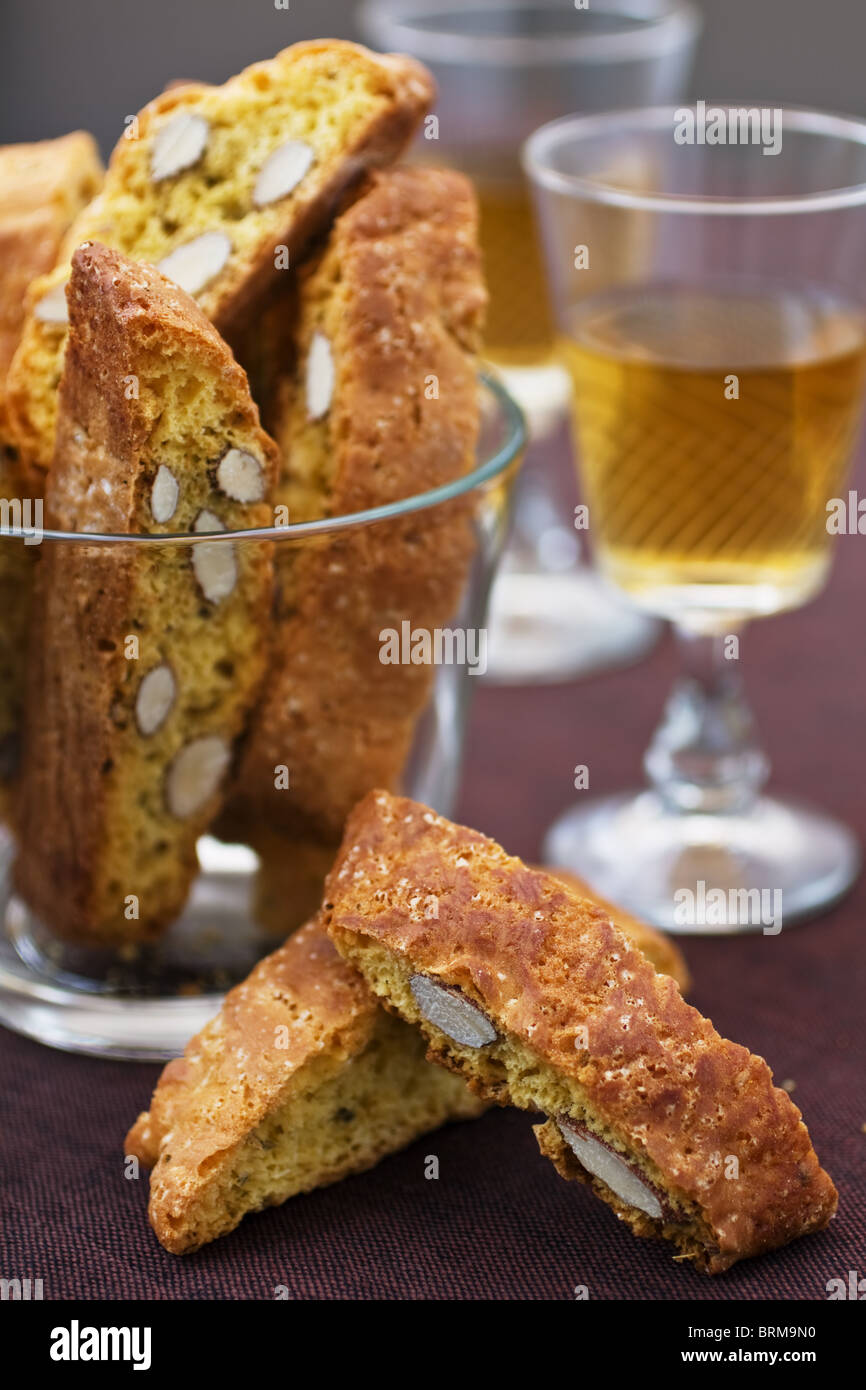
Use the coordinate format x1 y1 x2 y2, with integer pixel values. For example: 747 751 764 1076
0 373 524 1058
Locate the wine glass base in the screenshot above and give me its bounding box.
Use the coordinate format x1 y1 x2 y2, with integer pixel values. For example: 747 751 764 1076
483 570 661 684
543 790 860 934
0 833 274 1060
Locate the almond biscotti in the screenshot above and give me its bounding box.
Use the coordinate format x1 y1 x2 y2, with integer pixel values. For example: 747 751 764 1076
324 792 838 1274
546 867 690 994
126 919 484 1253
6 39 433 481
13 243 278 945
0 132 103 409
220 165 486 856
0 133 103 794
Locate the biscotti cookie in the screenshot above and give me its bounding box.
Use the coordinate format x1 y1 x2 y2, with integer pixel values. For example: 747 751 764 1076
126 919 485 1253
0 132 103 411
0 133 103 793
251 831 339 939
6 39 433 480
13 243 278 945
545 867 690 993
220 165 486 850
247 840 692 986
324 792 838 1274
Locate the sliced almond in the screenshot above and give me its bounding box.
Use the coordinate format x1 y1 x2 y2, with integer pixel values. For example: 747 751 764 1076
33 279 69 325
157 232 231 298
306 331 334 421
253 139 315 208
191 508 237 603
135 664 176 736
150 112 210 181
557 1119 664 1221
409 974 498 1048
215 447 265 503
165 735 230 819
151 464 179 524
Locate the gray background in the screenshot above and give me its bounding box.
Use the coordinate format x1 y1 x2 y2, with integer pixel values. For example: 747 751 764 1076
0 0 862 155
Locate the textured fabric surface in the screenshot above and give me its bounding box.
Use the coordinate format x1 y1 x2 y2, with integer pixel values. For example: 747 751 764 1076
1 434 863 1300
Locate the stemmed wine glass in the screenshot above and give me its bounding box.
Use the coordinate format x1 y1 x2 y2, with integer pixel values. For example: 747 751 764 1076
528 105 866 929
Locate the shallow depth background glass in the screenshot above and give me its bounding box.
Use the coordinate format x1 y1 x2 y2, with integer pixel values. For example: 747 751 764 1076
361 0 701 683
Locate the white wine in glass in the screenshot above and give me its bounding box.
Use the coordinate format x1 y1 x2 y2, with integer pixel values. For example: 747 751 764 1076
527 105 866 930
563 278 866 624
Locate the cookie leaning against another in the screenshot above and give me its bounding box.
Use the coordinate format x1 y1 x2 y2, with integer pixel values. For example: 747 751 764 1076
14 243 278 946
126 919 484 1254
323 791 838 1274
0 133 103 797
219 164 486 862
6 39 433 483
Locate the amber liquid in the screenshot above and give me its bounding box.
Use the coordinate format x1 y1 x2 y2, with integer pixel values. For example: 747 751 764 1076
561 281 866 621
476 183 557 367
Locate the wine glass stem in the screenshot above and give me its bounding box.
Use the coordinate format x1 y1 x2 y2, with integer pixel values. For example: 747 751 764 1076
644 626 770 815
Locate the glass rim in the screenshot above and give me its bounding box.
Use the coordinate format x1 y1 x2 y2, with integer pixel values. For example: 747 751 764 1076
359 0 702 67
523 104 866 215
1 371 525 547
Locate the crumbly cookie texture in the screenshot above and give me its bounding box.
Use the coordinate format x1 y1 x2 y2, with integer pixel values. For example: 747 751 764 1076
323 791 838 1274
6 39 433 480
543 866 690 993
126 919 485 1254
219 165 486 852
0 132 103 798
13 243 278 945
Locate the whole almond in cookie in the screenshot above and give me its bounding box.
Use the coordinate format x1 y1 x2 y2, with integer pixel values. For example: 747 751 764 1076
13 244 278 945
410 974 498 1048
6 39 434 484
324 791 838 1275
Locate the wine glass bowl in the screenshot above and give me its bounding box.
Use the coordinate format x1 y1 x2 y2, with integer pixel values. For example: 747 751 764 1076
529 105 866 930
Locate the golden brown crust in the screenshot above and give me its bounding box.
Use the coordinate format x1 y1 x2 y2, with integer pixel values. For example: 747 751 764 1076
126 918 485 1253
6 41 433 480
0 133 103 799
323 791 838 1273
96 42 433 335
224 165 485 844
54 245 270 531
13 243 278 943
0 132 101 219
543 866 690 993
126 921 377 1170
0 132 102 419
